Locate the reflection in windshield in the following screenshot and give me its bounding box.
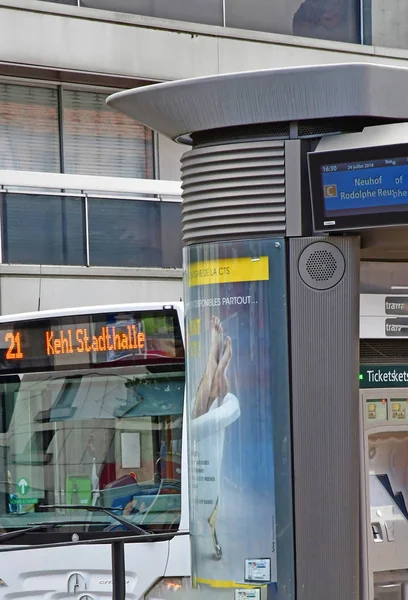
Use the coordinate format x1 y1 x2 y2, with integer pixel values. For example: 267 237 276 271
368 432 408 524
0 365 184 533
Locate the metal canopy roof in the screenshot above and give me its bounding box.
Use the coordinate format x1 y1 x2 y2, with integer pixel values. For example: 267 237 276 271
107 63 408 143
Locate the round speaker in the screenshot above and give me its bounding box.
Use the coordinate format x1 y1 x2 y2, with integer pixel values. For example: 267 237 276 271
298 242 345 290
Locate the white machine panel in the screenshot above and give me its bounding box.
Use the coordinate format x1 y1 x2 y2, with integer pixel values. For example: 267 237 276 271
362 388 408 600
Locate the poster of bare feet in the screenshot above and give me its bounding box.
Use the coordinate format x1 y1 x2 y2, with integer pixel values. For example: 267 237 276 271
184 239 293 595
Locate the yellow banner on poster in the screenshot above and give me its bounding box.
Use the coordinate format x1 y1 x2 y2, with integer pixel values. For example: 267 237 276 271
188 257 269 287
193 577 267 589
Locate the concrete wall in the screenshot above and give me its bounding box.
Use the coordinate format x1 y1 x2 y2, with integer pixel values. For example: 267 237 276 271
156 135 184 181
3 0 408 85
372 0 408 49
0 265 183 315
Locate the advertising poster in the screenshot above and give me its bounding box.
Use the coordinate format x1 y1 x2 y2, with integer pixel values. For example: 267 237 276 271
184 239 291 591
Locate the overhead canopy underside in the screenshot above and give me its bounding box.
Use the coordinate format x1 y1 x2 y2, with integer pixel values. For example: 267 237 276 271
107 63 408 143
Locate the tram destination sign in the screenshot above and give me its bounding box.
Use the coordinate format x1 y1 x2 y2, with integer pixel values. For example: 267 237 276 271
308 142 408 232
0 308 183 374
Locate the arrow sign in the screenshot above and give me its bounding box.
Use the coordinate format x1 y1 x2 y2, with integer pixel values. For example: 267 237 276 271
17 478 29 495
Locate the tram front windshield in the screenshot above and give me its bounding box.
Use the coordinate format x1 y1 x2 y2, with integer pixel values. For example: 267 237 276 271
0 308 184 541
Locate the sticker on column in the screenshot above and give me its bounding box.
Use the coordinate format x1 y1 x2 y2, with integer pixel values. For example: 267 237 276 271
244 558 271 583
235 589 261 600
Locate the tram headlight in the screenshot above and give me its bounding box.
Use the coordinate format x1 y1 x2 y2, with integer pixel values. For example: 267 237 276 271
145 577 191 599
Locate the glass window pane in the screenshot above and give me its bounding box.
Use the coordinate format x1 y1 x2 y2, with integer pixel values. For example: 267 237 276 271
161 202 182 268
2 194 85 265
0 366 184 532
63 89 154 179
41 0 78 4
361 0 372 45
0 84 60 173
226 0 360 44
88 198 162 267
81 0 223 27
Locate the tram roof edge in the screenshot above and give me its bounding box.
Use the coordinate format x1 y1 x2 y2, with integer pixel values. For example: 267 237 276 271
107 63 408 143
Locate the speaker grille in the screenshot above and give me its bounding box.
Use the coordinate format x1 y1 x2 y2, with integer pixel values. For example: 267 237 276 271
305 249 338 282
298 242 345 290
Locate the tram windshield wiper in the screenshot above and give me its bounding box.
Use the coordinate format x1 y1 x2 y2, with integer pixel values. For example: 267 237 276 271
0 521 92 543
41 504 149 535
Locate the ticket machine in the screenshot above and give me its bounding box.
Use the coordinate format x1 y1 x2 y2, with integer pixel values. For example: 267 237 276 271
362 389 408 599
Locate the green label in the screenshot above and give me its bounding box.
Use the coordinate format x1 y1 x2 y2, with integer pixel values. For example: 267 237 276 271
9 498 38 505
360 365 408 388
17 478 29 495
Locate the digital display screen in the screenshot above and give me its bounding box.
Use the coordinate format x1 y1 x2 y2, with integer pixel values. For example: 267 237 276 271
0 308 184 375
308 143 408 232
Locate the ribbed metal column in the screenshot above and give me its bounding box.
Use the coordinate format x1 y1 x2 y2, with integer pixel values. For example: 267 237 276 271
181 139 286 244
106 63 408 600
289 236 360 600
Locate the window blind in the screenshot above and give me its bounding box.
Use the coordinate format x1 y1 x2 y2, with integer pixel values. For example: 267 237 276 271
62 89 154 178
0 83 60 173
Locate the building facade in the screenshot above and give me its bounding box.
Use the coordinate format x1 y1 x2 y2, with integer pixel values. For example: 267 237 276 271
0 0 407 313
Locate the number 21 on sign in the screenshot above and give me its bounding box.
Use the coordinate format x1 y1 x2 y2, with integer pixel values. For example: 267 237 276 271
5 332 23 360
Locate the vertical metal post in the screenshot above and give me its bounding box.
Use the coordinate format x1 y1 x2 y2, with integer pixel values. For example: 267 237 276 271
111 540 126 600
289 236 360 600
57 86 68 265
0 186 5 265
57 86 65 174
152 132 160 180
84 195 90 267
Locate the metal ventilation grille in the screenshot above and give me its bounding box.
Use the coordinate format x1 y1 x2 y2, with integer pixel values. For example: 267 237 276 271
297 118 359 138
181 140 285 245
191 123 290 147
360 339 408 364
298 121 342 137
189 117 394 148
